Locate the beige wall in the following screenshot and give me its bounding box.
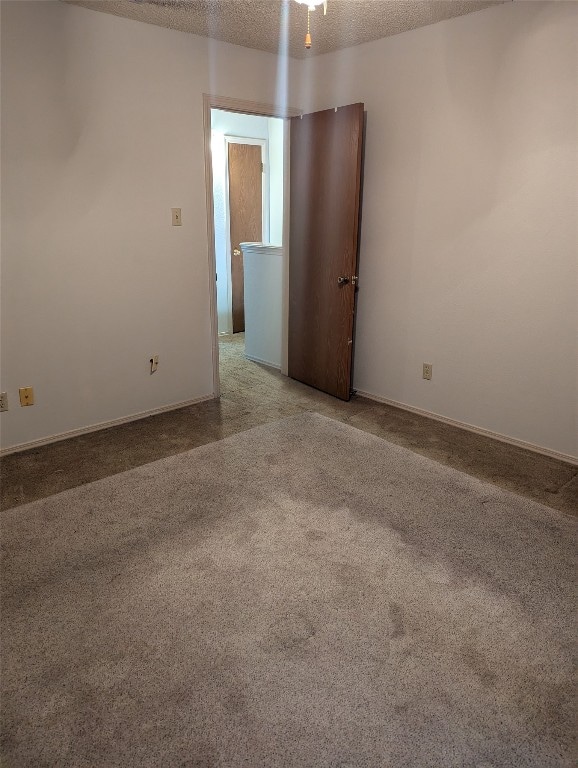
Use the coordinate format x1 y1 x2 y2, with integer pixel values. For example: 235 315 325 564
293 1 577 459
0 1 295 450
2 1 576 459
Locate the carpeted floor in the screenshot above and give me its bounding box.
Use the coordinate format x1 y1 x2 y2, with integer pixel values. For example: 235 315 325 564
1 413 576 767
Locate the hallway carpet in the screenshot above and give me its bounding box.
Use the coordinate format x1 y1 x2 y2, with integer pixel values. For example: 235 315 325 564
2 413 575 767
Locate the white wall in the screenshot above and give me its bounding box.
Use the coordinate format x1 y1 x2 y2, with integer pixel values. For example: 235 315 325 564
293 1 578 459
0 1 295 451
268 117 285 245
2 0 576 460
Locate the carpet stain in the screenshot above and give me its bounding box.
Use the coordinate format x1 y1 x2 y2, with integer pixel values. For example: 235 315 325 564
389 602 406 639
264 612 317 654
190 555 215 572
305 528 326 541
330 561 365 584
222 689 249 717
235 517 259 546
462 644 498 688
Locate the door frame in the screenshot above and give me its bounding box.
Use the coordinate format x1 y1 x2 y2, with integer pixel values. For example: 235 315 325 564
202 94 301 397
223 136 268 335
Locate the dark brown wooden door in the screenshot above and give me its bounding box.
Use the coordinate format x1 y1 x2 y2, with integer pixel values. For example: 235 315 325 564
288 103 364 401
228 143 263 333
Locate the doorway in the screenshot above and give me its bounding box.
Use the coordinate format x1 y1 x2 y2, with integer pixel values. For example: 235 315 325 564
203 95 365 403
203 95 299 397
209 107 286 394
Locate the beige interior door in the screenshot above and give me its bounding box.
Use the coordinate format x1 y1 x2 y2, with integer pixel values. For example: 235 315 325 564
228 143 263 334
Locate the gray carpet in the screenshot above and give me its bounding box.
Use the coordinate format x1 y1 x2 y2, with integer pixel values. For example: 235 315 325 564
1 413 576 767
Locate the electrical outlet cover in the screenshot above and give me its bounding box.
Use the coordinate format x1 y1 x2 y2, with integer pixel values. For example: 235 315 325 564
19 387 34 406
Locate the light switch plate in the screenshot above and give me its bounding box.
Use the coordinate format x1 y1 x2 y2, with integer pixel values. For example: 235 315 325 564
171 208 182 226
0 392 8 412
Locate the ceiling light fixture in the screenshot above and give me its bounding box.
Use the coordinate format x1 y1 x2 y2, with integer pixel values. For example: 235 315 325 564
293 0 328 50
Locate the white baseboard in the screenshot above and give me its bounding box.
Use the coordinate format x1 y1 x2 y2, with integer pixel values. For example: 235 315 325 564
244 353 281 370
0 395 215 457
355 390 578 467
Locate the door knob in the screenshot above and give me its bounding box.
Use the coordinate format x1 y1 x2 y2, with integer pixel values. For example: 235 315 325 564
337 276 349 285
233 248 241 256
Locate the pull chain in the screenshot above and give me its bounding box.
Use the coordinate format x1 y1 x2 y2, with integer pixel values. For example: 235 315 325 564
305 7 312 49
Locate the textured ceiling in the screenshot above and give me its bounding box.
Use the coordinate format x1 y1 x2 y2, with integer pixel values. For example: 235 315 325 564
64 0 507 58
